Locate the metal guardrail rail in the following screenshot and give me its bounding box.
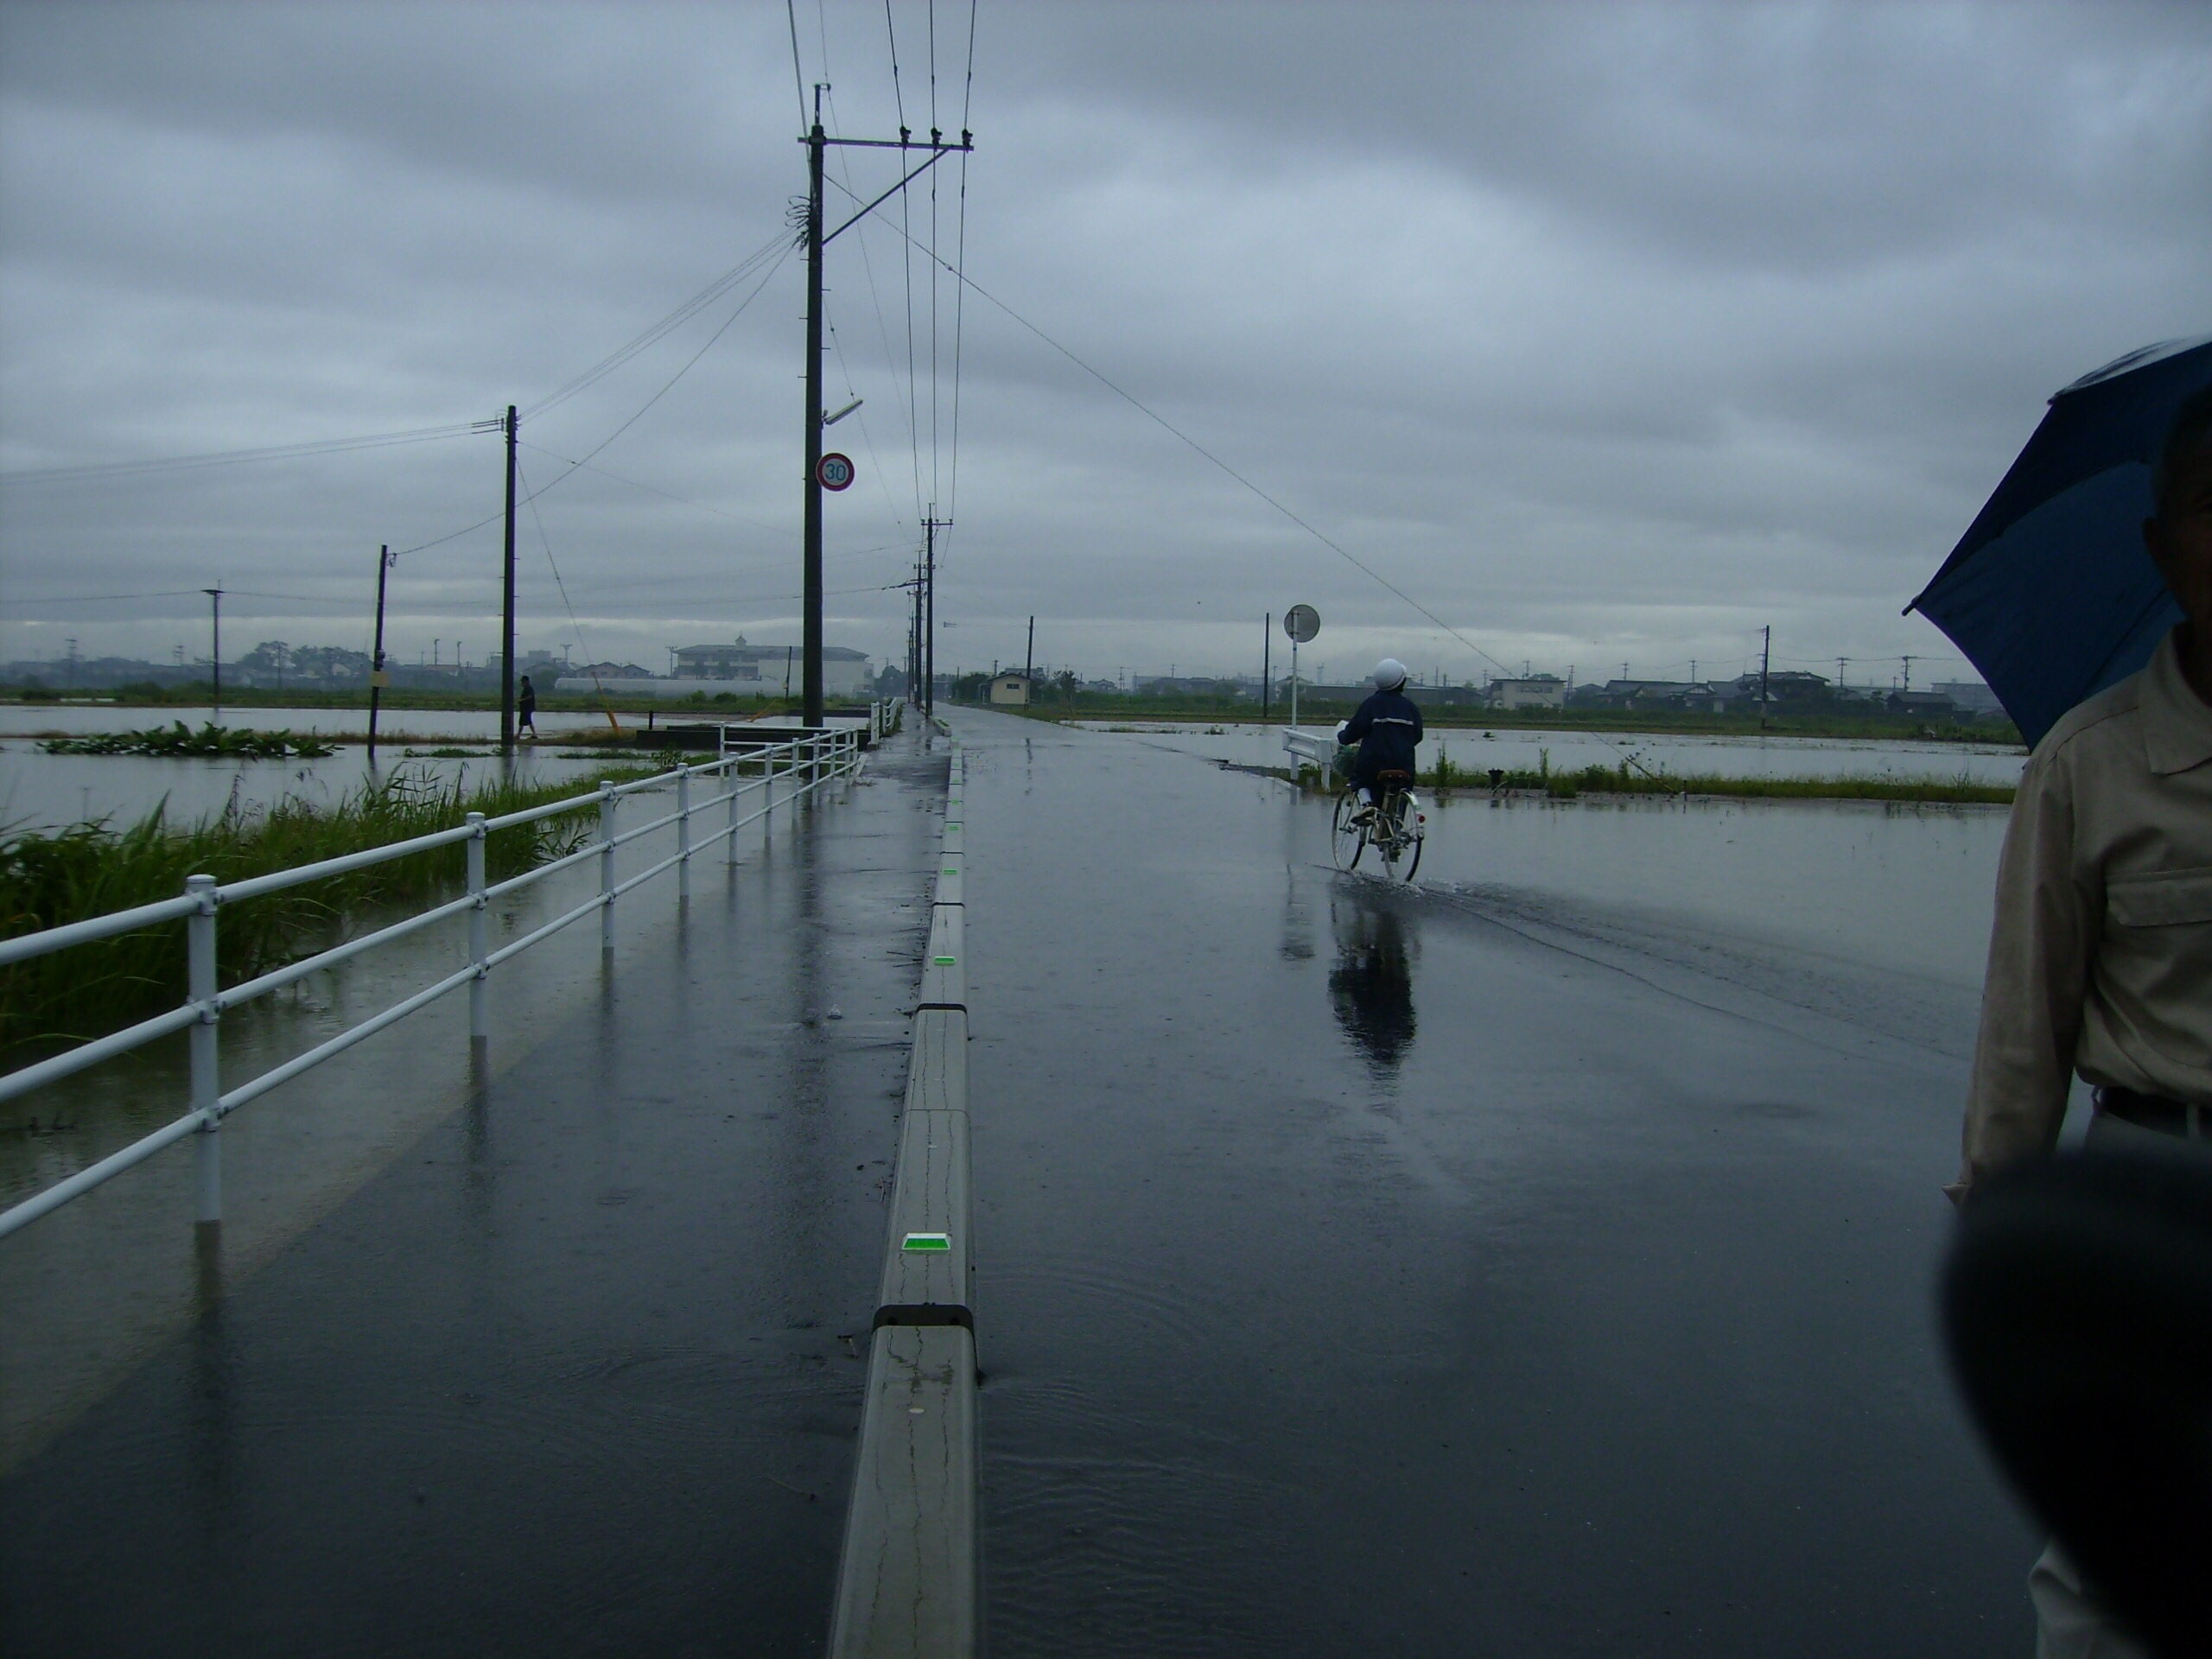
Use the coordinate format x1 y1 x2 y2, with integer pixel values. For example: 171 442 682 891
0 707 896 1242
829 725 979 1659
1282 724 1336 772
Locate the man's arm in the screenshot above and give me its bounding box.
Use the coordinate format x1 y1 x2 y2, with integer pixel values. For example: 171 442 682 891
1952 748 2094 1204
1338 696 1376 744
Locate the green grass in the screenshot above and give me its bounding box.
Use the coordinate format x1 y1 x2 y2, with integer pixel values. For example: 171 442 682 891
1 762 660 1052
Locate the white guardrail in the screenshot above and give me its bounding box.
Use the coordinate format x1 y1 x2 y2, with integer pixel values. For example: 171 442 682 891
0 710 893 1242
1283 726 1337 772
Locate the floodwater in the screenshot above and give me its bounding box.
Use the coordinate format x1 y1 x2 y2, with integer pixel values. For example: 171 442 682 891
1 739 948 1655
0 704 848 832
1 711 2041 1654
1074 716 2028 785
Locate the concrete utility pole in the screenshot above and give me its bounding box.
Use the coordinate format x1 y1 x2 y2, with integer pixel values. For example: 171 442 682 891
502 404 518 753
1025 616 1034 683
1759 625 1773 729
922 511 950 715
802 90 971 727
369 544 392 760
1262 615 1271 721
203 587 224 718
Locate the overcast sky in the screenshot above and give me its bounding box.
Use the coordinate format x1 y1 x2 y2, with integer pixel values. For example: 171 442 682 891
2 1 2207 689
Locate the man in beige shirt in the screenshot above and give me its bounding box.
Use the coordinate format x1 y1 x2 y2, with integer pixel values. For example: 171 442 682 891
1955 383 2211 1656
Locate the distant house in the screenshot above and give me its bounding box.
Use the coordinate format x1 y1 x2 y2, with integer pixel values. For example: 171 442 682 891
1886 690 1960 719
988 672 1033 706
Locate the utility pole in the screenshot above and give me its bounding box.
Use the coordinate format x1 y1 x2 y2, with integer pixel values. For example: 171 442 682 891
501 404 518 753
1262 615 1271 721
802 90 971 727
203 587 224 719
1025 615 1035 684
1901 654 1916 691
368 544 392 760
1759 625 1772 728
922 511 950 715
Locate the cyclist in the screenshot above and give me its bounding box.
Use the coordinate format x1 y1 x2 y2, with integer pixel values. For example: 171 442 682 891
1335 658 1423 824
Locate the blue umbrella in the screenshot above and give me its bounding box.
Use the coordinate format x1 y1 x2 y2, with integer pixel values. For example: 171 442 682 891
1908 334 2211 747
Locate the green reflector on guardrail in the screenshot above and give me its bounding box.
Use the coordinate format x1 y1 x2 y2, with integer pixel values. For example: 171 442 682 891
902 1232 950 1251
943 868 957 876
932 955 957 965
945 822 963 830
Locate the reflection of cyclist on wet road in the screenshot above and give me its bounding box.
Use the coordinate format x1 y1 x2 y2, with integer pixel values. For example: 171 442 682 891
1335 658 1423 823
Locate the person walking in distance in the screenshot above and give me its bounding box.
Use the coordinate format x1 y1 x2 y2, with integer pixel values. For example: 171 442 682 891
1949 385 2212 1656
517 673 538 741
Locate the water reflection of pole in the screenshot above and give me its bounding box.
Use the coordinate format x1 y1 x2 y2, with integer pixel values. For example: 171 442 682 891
368 544 392 762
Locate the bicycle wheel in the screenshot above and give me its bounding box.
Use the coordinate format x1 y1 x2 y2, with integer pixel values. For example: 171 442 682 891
1384 794 1424 882
1332 790 1366 871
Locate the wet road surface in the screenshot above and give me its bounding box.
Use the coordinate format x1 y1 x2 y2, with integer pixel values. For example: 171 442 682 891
957 710 2034 1654
3 710 2038 1655
0 736 950 1656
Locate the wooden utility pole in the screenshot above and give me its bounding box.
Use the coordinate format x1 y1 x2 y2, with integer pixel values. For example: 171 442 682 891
1759 624 1772 728
368 545 392 760
1025 615 1034 684
802 92 970 727
501 404 518 753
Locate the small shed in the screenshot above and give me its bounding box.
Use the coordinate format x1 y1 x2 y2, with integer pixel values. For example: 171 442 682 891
988 672 1032 706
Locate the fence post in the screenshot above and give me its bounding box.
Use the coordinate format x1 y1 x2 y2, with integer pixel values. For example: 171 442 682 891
599 780 618 952
186 873 221 1225
467 811 488 1044
727 752 741 866
677 763 693 902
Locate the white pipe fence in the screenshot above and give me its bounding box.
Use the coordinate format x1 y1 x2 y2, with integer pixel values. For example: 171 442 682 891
0 715 888 1242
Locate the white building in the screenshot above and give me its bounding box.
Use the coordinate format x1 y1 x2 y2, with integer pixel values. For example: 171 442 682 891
1487 675 1567 711
664 635 873 698
987 672 1033 706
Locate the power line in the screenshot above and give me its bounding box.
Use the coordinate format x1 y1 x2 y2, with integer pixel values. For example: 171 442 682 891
0 422 476 487
823 175 1514 677
524 232 787 421
785 0 810 128
395 241 793 558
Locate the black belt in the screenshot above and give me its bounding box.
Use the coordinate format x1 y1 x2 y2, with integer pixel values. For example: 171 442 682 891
2095 1086 2210 1139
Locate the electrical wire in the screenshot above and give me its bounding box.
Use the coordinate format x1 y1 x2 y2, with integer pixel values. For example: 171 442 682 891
0 423 477 487
820 181 1520 677
785 0 810 129
395 240 793 558
524 232 788 421
944 0 977 531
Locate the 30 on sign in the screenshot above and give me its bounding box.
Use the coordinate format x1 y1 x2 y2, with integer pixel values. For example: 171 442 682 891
817 453 855 491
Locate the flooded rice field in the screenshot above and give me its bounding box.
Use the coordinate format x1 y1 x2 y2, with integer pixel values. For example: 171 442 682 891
1073 717 2027 785
0 703 799 831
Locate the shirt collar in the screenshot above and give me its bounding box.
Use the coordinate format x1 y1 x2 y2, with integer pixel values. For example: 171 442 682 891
2141 626 2212 776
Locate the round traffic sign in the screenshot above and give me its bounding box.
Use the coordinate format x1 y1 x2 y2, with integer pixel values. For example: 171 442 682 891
1283 603 1320 644
817 452 855 492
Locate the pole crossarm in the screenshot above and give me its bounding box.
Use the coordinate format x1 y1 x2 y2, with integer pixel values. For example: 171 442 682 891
823 142 972 245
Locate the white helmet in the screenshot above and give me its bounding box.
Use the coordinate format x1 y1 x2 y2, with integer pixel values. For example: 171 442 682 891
1371 658 1409 691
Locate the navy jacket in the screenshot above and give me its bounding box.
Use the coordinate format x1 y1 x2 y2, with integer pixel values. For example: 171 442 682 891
1338 687 1423 777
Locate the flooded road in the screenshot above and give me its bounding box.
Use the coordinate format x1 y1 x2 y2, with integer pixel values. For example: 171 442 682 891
1 709 2042 1654
958 710 2036 1654
0 734 950 1656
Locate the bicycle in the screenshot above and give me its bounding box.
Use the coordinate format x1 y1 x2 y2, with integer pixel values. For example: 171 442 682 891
1332 767 1424 880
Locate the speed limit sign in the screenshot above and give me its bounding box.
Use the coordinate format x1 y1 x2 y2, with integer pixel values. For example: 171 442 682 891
817 452 855 492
